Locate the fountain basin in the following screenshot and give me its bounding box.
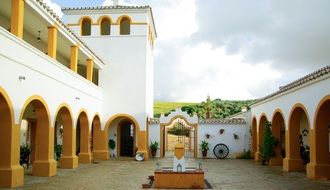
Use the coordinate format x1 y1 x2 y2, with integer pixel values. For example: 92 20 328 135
154 169 204 189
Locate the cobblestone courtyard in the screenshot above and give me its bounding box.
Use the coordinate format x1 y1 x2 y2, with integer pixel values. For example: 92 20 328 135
4 158 330 190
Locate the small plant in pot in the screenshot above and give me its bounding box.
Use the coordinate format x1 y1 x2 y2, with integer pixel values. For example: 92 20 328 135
20 144 32 168
150 141 159 157
108 139 116 150
199 140 209 158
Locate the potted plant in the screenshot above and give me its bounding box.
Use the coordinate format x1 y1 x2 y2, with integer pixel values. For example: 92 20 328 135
20 144 32 168
150 141 159 157
108 139 116 150
199 140 209 158
233 133 239 140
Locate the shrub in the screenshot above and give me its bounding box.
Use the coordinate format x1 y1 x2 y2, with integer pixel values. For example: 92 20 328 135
259 121 277 165
20 144 32 168
108 139 116 150
199 140 210 151
150 141 159 152
54 144 63 161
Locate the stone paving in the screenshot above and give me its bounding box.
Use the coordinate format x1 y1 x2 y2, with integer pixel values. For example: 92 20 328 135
3 158 330 190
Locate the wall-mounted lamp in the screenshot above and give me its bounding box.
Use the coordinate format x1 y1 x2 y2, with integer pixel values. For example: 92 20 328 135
75 97 80 100
37 30 41 43
19 76 26 81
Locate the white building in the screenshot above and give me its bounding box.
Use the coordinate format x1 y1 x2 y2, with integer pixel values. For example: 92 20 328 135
0 0 329 188
0 0 156 187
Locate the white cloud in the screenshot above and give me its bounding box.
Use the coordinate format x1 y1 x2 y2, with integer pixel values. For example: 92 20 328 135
150 0 198 42
171 42 281 101
149 0 330 102
43 0 63 18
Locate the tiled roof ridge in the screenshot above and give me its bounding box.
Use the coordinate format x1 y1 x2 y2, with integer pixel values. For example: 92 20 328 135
149 118 246 125
35 0 105 65
199 118 246 124
253 65 330 105
62 5 150 11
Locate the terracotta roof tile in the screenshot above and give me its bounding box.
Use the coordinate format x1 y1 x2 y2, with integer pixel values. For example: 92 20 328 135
252 65 330 106
149 118 246 125
61 5 151 11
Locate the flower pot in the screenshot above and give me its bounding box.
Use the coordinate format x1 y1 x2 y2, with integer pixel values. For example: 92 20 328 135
202 150 208 158
151 149 157 157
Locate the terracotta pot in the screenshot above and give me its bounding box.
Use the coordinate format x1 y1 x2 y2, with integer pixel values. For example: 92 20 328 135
151 149 157 157
202 150 208 158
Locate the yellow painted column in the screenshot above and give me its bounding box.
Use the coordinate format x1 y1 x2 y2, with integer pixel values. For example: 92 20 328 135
92 120 109 160
47 25 58 59
11 0 25 38
70 45 79 72
0 124 24 188
137 130 149 160
86 59 93 81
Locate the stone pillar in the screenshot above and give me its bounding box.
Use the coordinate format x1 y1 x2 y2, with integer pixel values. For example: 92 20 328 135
11 0 24 38
70 45 79 72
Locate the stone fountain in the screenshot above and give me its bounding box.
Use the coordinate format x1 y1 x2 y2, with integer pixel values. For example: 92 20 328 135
153 144 205 189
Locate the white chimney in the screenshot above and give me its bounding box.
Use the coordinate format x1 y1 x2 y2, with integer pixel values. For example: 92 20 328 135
113 0 119 6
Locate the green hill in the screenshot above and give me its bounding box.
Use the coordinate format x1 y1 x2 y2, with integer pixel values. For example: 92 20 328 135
153 101 198 118
153 98 255 119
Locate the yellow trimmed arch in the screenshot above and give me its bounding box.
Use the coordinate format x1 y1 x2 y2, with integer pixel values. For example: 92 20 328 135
159 114 198 158
19 95 57 177
19 95 51 125
80 16 92 36
116 15 132 25
307 95 330 179
54 103 74 127
117 15 131 35
76 109 92 163
105 113 141 131
98 16 112 35
105 114 141 157
0 87 24 188
91 113 106 159
270 108 286 165
255 113 268 161
283 103 311 172
54 103 78 169
79 16 93 25
97 16 113 25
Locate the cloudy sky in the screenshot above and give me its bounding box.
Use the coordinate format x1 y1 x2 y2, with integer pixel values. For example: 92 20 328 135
49 0 330 102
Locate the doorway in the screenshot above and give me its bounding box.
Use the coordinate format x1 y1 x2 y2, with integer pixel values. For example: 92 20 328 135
119 121 134 157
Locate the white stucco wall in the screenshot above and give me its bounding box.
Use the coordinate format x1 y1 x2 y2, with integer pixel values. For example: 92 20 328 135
148 123 161 157
63 10 155 131
198 124 250 158
0 28 102 129
251 75 330 131
148 121 250 159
